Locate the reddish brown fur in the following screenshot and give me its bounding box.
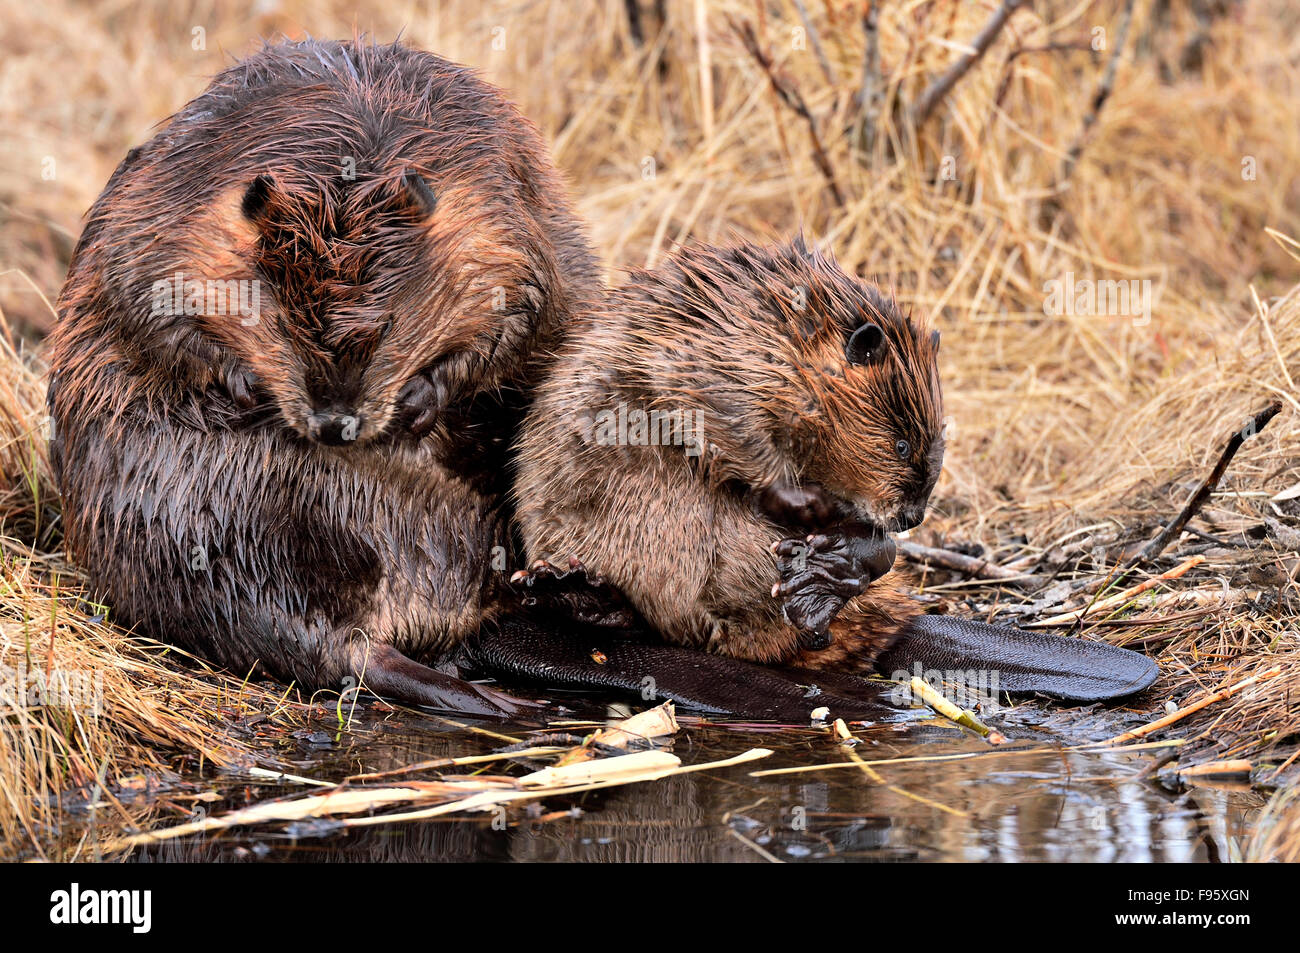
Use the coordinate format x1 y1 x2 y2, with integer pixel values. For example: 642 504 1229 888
48 39 598 707
52 42 589 446
514 241 944 670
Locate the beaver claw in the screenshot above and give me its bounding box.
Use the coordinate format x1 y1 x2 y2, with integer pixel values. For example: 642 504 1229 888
772 529 897 650
509 558 641 630
224 366 260 411
397 371 452 438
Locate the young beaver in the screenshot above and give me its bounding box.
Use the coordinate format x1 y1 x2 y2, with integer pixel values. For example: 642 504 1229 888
499 240 1156 716
48 39 599 715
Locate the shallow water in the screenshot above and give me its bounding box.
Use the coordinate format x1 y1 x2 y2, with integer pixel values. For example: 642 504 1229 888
113 691 1265 863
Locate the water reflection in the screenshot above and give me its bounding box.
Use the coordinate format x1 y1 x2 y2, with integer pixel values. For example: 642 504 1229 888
121 701 1263 863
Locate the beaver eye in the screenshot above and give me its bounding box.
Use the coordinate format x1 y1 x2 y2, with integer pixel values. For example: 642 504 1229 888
846 323 884 366
896 439 911 460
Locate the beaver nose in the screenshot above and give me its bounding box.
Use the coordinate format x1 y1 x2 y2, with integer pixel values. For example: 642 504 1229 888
307 411 360 446
863 534 897 577
894 508 926 532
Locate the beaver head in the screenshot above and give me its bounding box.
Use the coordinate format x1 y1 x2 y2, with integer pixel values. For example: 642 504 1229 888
53 40 577 449
212 163 545 446
612 239 944 534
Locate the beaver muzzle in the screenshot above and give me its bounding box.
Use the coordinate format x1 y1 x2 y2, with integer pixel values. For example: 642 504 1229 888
307 410 361 446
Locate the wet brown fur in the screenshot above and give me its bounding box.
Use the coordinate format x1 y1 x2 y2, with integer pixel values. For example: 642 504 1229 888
48 39 599 703
514 241 944 670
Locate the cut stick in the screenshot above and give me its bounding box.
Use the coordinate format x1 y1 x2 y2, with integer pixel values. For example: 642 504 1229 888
898 540 1023 580
557 701 679 765
1106 587 1257 611
908 676 1007 744
1105 667 1283 745
520 750 681 787
1125 401 1283 567
107 747 774 850
1028 554 1205 627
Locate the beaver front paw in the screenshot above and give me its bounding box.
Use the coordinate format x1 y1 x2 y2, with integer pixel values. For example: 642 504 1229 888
755 482 853 532
396 370 452 438
771 530 897 649
509 558 641 630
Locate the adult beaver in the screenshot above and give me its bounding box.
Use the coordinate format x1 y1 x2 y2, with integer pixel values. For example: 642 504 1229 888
48 39 599 715
486 240 1156 717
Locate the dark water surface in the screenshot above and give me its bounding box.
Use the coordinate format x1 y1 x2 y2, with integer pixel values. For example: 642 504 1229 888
116 692 1265 863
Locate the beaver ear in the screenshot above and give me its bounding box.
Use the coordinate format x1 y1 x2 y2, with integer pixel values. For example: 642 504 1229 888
241 174 276 222
212 177 270 248
846 323 885 366
401 169 438 219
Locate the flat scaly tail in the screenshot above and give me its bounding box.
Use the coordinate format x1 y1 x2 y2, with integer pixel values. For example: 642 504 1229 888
873 614 1158 702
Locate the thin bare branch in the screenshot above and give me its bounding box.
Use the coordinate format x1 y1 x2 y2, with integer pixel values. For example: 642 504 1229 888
1125 401 1284 567
910 0 1030 128
853 1 882 156
729 16 845 206
1059 0 1138 184
792 0 836 87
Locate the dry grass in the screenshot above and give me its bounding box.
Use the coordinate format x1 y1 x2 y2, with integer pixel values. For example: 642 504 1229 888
0 325 301 858
1244 784 1300 862
0 0 1297 859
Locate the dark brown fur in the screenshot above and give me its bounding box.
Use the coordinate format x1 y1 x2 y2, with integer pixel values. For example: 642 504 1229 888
514 241 944 670
48 40 598 711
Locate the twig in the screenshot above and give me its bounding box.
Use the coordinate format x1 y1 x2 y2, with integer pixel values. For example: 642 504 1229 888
729 16 845 206
1029 554 1205 627
1124 401 1283 567
792 0 836 86
1105 667 1283 745
623 0 645 46
853 2 882 158
909 0 1029 128
1058 0 1137 185
898 539 1022 580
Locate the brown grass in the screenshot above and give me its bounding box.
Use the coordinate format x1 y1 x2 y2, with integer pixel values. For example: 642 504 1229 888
0 0 1297 860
